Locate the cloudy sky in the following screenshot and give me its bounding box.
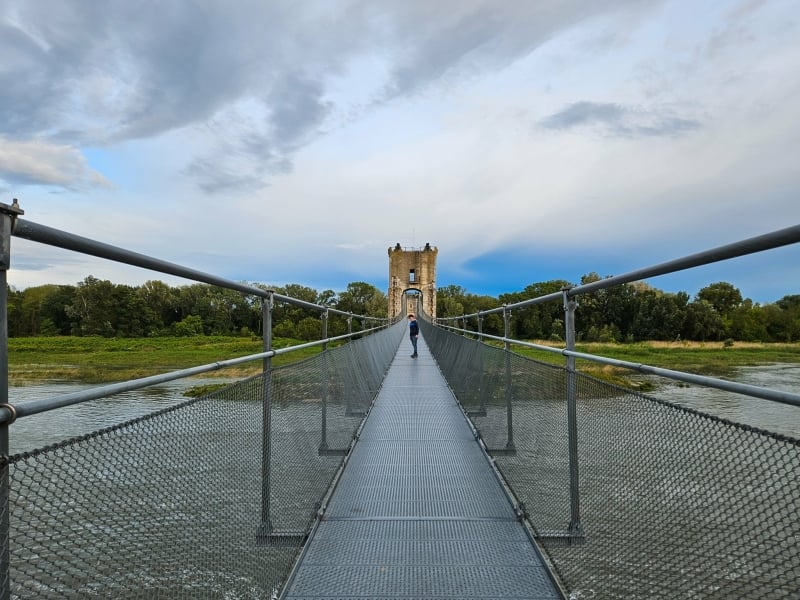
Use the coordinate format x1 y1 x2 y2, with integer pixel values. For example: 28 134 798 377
2 0 798 304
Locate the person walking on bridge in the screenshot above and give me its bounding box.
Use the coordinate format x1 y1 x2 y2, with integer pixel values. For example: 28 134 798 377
408 314 419 358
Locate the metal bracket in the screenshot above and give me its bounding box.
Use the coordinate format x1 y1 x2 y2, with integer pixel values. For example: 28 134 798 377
0 199 24 270
318 446 348 456
486 446 517 456
536 529 587 546
0 199 24 228
255 523 308 547
0 404 17 426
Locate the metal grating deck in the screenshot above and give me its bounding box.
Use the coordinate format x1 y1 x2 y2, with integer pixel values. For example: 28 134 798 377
282 335 562 600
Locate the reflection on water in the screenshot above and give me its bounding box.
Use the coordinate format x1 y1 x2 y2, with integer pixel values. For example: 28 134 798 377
8 377 236 454
648 363 800 439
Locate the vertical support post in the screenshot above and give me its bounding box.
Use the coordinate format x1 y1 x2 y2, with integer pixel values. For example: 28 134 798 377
0 199 22 599
477 312 486 415
563 288 583 541
344 315 356 416
503 306 515 451
319 309 329 452
259 292 274 533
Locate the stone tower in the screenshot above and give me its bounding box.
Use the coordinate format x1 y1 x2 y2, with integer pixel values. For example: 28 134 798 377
388 242 438 319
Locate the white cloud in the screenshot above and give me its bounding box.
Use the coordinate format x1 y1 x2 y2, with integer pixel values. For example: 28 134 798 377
1 0 798 303
0 137 110 189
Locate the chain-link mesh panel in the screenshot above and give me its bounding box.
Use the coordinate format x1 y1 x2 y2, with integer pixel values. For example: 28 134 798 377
267 324 403 534
1 323 403 599
422 321 800 599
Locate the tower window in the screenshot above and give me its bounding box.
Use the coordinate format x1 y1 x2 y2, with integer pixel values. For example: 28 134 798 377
409 269 416 283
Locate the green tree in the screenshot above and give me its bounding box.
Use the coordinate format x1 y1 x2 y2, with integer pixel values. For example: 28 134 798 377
762 296 800 342
115 285 149 337
317 289 337 306
39 284 76 335
728 300 768 341
137 280 178 334
336 282 387 318
436 285 467 317
17 285 60 336
682 299 725 341
272 284 320 333
500 280 570 340
576 274 639 342
6 285 23 337
631 289 688 341
173 315 204 336
296 316 323 341
697 282 743 316
65 276 120 336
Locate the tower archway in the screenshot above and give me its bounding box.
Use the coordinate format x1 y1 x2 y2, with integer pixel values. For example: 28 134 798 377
401 288 423 318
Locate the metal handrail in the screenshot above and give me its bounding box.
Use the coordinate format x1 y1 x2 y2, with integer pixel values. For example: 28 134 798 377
12 218 385 322
2 210 390 422
436 223 800 320
436 322 800 408
0 326 385 424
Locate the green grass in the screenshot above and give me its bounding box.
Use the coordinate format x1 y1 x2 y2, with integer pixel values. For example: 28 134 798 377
10 336 800 389
8 336 322 384
491 339 800 390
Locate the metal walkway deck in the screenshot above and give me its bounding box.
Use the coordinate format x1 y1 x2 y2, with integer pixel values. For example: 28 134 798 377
282 335 562 600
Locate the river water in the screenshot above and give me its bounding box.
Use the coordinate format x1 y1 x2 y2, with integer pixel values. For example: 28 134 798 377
7 377 236 454
645 363 800 439
6 364 800 455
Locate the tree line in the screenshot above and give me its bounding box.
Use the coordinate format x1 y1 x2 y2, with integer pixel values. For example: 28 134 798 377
7 277 388 340
8 273 800 343
436 275 800 343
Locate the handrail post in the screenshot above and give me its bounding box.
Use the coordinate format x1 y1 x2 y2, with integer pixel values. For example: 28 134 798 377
319 309 329 453
563 288 584 542
503 306 515 451
0 199 23 600
477 312 486 415
344 315 357 417
259 291 274 534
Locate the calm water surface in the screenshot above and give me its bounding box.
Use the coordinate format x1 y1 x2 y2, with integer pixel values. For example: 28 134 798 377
7 377 236 454
646 363 800 439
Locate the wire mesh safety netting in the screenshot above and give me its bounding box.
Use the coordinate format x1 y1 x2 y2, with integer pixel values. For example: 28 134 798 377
1 323 403 599
421 321 800 599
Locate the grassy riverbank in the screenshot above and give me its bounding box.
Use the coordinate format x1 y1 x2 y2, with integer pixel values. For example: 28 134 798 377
8 336 800 389
510 340 800 388
8 336 317 384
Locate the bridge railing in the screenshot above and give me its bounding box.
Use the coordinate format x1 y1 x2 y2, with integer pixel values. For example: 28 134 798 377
424 224 800 598
0 200 403 598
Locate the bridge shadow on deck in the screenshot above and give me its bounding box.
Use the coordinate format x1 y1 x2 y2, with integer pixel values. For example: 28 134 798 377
282 335 562 600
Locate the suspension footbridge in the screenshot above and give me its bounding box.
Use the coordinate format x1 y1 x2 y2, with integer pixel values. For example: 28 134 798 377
1 203 799 599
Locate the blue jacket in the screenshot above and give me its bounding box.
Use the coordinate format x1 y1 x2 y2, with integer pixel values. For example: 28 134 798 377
409 319 419 336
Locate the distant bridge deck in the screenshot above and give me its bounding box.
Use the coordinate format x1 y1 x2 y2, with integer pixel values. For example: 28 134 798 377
282 335 562 599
